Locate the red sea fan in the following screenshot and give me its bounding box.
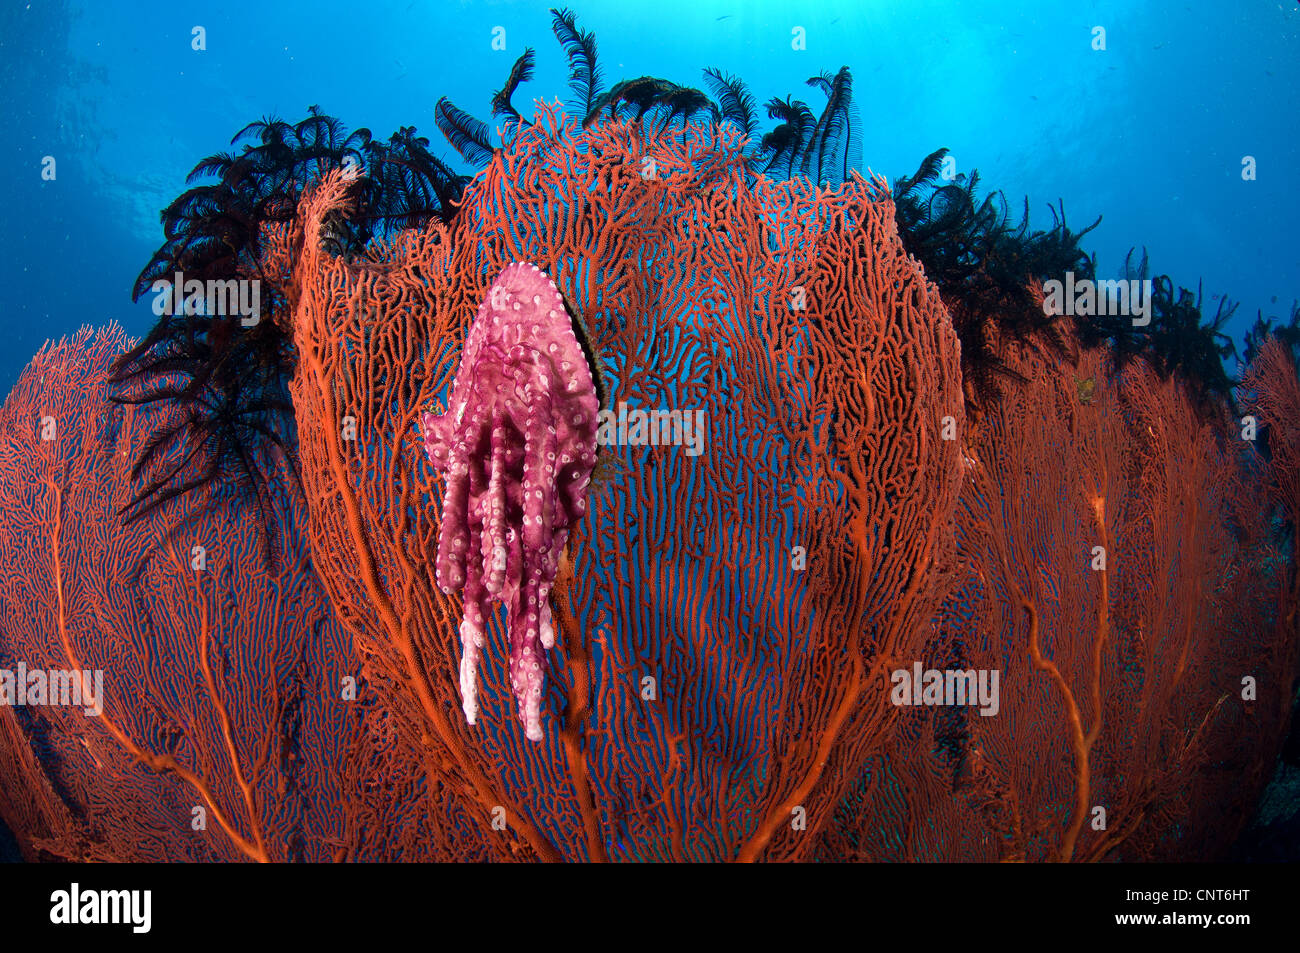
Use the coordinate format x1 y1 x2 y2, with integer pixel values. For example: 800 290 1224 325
280 102 964 861
0 326 365 861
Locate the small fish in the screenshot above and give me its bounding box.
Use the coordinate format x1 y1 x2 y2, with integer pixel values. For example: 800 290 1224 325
1076 376 1097 405
590 449 629 490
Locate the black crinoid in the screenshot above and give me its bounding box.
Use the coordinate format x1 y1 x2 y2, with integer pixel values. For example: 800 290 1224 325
436 9 721 151
434 7 859 191
891 148 1101 413
755 67 861 187
1146 277 1238 414
584 76 719 134
1089 248 1240 416
1243 299 1300 366
1241 302 1300 471
115 107 469 566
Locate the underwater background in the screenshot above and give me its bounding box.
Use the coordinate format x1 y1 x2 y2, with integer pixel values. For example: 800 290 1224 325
0 0 1298 863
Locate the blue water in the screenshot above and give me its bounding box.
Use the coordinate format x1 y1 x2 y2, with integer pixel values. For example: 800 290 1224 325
1 0 1297 396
